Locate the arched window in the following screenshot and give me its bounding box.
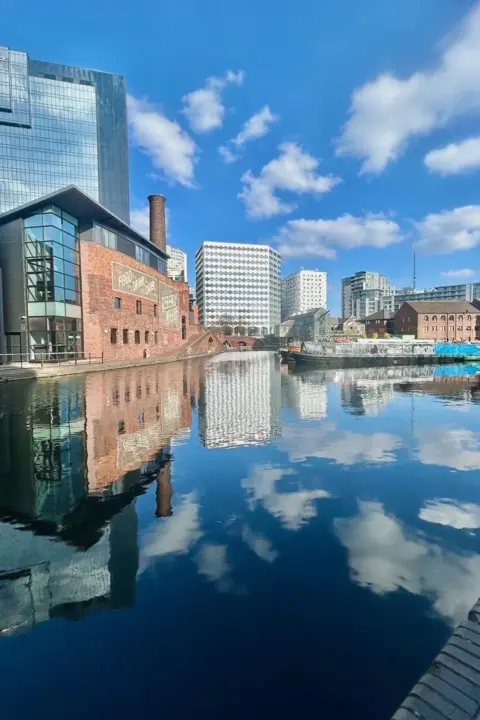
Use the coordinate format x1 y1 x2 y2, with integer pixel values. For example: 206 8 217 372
440 315 446 320
449 315 455 321
458 315 463 321
134 330 140 344
145 331 149 344
432 315 437 321
424 315 429 321
467 315 472 321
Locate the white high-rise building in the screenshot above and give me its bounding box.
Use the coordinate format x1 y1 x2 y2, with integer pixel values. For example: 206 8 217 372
166 245 187 282
342 271 395 319
195 241 281 334
281 270 327 320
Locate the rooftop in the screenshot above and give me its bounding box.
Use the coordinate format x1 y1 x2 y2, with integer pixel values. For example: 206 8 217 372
401 301 480 314
364 309 395 321
0 186 168 259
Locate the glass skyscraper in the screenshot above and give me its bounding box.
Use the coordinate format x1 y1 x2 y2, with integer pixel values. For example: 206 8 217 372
0 46 129 221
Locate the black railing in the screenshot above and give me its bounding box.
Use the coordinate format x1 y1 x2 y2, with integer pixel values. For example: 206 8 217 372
0 351 104 369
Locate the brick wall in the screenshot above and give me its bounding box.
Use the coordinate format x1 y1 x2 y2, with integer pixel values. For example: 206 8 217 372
395 305 480 341
80 242 190 362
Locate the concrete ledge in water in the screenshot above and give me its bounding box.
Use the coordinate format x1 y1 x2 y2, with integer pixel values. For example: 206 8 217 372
393 598 480 719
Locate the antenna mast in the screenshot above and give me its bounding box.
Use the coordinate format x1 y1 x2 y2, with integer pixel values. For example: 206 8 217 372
413 251 417 291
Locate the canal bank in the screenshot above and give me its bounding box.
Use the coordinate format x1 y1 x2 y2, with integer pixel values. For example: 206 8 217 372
0 331 226 382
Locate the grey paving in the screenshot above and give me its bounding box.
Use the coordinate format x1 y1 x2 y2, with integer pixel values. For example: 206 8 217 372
393 599 480 719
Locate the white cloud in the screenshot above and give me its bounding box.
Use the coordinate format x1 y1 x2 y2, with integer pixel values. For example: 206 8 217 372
281 422 402 465
219 105 278 163
242 526 278 563
441 268 476 278
242 465 332 531
127 95 197 187
415 205 480 254
239 142 340 219
195 543 233 592
416 427 480 471
218 144 238 164
425 137 480 175
336 4 480 173
141 493 201 566
130 207 150 237
419 499 480 530
335 501 480 625
182 70 245 134
275 213 403 259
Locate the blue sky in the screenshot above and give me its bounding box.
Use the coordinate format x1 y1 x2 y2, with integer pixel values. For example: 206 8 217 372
3 0 480 314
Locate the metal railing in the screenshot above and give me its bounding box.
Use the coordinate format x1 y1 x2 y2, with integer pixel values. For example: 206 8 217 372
0 351 104 369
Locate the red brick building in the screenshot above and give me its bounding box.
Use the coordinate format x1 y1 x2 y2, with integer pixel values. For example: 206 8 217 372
363 309 395 338
0 187 192 362
394 301 480 341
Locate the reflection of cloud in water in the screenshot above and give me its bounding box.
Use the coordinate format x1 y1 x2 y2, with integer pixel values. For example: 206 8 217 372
281 422 402 466
419 499 480 529
242 526 278 563
417 428 480 471
335 501 480 625
142 493 201 564
196 543 232 592
242 465 331 531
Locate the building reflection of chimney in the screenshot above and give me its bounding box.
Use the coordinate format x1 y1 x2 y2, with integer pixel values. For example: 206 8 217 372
108 500 139 609
155 463 173 517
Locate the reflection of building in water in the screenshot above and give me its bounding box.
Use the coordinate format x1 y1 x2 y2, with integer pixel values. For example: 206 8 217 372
199 352 281 448
0 361 196 634
281 371 328 420
328 366 436 416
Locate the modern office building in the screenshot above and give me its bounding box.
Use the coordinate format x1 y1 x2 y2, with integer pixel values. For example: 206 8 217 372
281 269 327 320
382 283 480 313
342 271 395 319
195 241 281 334
0 189 191 361
0 45 129 221
166 244 187 282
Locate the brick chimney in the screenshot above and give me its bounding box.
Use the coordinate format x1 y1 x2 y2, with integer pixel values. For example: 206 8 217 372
148 194 166 252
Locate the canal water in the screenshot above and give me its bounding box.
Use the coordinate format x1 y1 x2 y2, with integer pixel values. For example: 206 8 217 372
1 352 480 719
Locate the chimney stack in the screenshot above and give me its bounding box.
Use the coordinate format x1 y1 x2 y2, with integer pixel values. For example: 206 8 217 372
148 194 166 252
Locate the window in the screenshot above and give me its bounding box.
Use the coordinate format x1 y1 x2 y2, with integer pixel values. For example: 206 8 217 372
154 304 158 317
114 297 121 310
136 385 142 399
467 315 472 321
110 328 118 344
450 326 455 331
154 331 158 345
441 315 446 321
135 330 140 344
432 315 437 321
440 325 446 331
118 420 125 434
123 329 129 344
424 315 429 320
458 315 463 321
424 326 429 332
458 326 463 331
182 315 187 340
145 331 149 344
136 301 142 315
449 315 455 321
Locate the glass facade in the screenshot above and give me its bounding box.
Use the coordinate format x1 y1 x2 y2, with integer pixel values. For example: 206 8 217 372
24 205 83 358
0 47 129 221
93 223 167 275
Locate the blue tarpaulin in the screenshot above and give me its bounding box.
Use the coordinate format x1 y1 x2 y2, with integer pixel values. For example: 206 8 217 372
434 343 480 356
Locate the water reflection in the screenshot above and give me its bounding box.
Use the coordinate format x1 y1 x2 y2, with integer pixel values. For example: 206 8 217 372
0 354 480 718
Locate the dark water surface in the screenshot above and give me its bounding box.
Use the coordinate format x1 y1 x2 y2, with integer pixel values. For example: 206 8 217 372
1 352 480 719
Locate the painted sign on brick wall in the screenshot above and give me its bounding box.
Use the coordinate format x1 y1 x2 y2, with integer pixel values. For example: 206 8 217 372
159 279 179 328
112 261 158 302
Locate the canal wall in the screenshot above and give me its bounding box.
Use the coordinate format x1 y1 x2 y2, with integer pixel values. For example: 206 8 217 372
393 598 480 719
0 331 226 382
